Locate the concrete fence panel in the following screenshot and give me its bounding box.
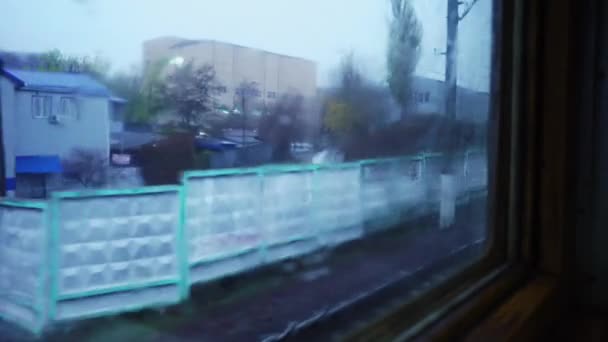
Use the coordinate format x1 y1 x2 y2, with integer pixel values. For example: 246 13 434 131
0 201 48 334
314 163 364 246
261 165 319 262
49 187 184 321
183 169 265 285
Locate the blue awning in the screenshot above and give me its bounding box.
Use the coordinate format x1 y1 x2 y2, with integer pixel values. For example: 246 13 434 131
16 155 63 174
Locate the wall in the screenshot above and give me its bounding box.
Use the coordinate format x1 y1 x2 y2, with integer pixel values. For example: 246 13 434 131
13 91 110 158
1 77 17 194
143 38 318 107
406 76 491 123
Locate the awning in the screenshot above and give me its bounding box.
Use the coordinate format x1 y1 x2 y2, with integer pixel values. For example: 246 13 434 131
16 155 63 174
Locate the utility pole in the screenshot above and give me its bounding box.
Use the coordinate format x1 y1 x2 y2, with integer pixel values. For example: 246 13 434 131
440 0 480 229
0 58 5 197
241 89 246 146
445 0 459 120
444 0 479 120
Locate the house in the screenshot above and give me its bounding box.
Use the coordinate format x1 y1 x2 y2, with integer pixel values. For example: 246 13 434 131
0 67 118 197
403 76 491 123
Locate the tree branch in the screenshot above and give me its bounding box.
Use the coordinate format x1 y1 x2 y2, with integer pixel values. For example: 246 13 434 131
458 0 479 21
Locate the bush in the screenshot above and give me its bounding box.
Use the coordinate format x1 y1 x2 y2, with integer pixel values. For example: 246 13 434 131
137 133 195 185
343 114 486 160
194 150 212 170
62 149 108 187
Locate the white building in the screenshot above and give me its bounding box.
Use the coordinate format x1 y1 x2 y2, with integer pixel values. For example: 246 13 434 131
0 68 117 197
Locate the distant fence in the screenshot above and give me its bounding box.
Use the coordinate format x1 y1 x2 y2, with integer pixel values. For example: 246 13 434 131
0 150 487 334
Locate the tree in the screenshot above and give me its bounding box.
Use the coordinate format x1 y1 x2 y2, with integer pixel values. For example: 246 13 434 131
387 0 423 118
62 149 108 188
323 53 392 148
159 61 223 130
1 49 110 78
234 81 260 142
259 94 306 162
38 49 110 79
324 100 360 138
108 60 167 124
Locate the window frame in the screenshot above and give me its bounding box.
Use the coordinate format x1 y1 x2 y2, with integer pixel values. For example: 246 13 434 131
31 94 52 119
59 96 78 120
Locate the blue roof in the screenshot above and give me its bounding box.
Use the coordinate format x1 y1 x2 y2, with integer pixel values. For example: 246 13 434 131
16 155 63 174
2 68 112 97
195 137 238 151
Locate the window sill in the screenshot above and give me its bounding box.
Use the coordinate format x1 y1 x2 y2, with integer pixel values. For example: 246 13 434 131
343 263 530 341
462 274 559 341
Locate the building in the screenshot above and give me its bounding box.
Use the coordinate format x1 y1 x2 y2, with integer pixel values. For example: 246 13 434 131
143 36 318 111
392 76 491 124
0 67 117 197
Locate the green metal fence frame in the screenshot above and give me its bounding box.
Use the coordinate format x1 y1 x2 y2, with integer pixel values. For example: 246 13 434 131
48 185 186 321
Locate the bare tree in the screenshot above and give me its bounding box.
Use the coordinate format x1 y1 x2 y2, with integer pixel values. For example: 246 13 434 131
160 61 223 130
62 149 108 188
325 53 392 148
259 94 306 162
234 81 260 142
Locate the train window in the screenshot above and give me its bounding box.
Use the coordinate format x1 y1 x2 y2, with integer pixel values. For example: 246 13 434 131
0 0 507 340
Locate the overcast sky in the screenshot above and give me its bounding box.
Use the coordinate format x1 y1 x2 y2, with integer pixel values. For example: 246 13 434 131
0 0 492 91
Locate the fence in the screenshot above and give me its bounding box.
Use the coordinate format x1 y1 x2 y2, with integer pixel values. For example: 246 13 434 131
0 150 487 334
0 201 48 334
49 187 185 321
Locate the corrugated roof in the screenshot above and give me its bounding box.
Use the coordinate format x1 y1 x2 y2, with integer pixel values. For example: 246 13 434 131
2 68 112 97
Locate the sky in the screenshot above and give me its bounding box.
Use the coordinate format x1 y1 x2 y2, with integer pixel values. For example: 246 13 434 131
0 0 492 91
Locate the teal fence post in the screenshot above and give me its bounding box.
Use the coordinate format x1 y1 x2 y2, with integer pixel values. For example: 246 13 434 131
257 167 268 264
35 200 52 335
48 195 60 321
311 164 319 247
177 184 190 300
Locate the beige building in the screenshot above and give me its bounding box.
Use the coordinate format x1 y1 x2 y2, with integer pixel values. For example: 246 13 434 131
143 36 318 111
